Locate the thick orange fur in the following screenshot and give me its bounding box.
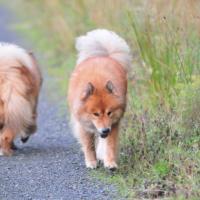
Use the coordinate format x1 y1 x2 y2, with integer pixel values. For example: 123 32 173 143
0 51 42 156
68 29 131 169
68 57 127 169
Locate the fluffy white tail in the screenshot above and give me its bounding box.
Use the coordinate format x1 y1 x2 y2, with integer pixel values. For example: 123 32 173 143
76 29 132 69
0 42 34 70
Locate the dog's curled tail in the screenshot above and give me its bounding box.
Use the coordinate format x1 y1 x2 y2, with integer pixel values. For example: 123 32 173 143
76 29 132 69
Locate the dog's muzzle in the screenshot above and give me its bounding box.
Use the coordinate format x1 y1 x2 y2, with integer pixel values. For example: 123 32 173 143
100 128 111 138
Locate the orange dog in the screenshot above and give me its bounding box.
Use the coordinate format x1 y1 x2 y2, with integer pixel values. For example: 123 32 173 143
0 43 42 156
68 29 131 169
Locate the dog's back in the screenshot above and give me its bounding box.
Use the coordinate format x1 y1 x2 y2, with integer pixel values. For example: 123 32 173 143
0 43 42 155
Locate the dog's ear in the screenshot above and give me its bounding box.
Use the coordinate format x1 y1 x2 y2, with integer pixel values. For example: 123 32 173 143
81 82 94 101
28 51 43 87
105 80 116 94
28 51 34 56
28 51 36 62
28 51 37 66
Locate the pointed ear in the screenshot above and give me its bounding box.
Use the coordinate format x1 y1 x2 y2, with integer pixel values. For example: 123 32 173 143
28 51 36 61
28 51 38 64
105 80 116 94
28 51 34 55
81 82 94 101
28 51 43 87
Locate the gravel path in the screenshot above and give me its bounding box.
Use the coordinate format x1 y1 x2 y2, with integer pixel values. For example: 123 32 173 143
0 6 118 200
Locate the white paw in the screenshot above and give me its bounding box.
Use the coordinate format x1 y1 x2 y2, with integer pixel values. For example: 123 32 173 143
104 161 118 170
0 148 3 156
85 160 97 169
0 148 13 156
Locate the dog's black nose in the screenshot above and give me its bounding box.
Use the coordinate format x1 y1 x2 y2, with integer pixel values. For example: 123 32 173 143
100 128 111 138
21 136 30 143
102 128 110 134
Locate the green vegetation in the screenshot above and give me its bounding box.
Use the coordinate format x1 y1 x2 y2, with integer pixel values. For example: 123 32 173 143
6 0 200 199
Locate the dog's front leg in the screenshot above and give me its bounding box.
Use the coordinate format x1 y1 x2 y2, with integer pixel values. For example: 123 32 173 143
103 125 119 170
78 129 97 169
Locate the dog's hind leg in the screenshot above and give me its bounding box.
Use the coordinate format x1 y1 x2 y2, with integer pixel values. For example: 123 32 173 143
0 128 15 156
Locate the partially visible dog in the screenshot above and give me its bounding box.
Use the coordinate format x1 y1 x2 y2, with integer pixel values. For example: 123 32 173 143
68 29 131 169
0 43 42 156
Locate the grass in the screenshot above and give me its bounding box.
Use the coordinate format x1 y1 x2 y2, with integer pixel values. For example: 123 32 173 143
4 0 200 199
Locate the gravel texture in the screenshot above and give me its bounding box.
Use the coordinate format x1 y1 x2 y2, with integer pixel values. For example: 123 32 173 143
0 6 119 200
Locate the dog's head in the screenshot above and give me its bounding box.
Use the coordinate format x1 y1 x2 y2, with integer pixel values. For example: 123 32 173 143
79 81 126 138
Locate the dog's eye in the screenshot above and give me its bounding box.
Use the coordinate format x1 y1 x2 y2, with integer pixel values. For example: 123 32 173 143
107 111 112 116
93 113 100 117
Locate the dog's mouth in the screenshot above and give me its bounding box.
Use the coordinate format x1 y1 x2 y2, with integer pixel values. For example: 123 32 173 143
100 132 109 138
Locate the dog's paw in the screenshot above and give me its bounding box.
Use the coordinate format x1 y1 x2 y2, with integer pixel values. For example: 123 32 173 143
85 160 97 169
0 148 13 156
0 148 3 156
104 161 118 171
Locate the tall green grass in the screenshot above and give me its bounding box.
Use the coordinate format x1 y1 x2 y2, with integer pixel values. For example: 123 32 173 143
7 0 200 199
